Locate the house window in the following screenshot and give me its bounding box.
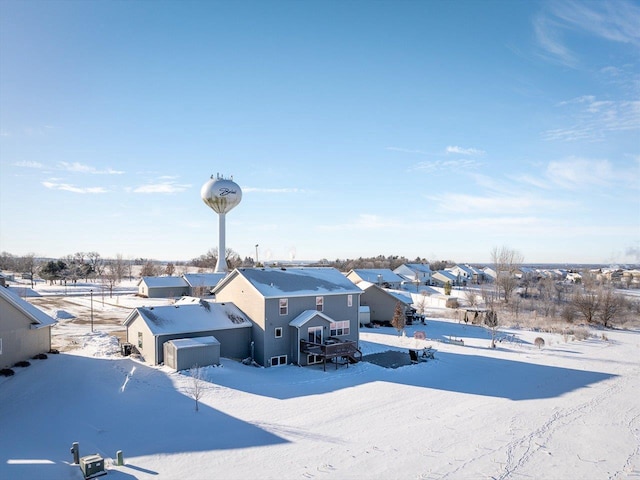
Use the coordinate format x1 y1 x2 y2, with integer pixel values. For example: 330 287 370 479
275 327 283 338
347 294 353 307
270 355 287 367
137 332 143 348
316 296 324 312
307 354 322 365
279 298 288 315
330 321 350 336
0 337 2 355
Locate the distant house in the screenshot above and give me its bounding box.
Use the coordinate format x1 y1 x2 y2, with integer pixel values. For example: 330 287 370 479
446 264 485 285
393 263 433 287
0 286 56 369
482 267 497 282
123 297 252 366
345 269 404 290
356 281 414 325
432 270 459 287
212 267 362 368
182 273 226 297
137 276 189 298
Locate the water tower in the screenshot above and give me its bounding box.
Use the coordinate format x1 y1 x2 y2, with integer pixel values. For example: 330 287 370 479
201 173 242 273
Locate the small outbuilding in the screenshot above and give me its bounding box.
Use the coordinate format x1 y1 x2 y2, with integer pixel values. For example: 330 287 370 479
163 336 220 371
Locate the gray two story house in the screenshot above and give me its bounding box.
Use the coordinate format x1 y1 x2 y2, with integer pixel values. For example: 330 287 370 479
212 267 362 368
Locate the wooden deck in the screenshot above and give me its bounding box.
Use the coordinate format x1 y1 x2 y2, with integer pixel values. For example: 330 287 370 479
300 338 362 371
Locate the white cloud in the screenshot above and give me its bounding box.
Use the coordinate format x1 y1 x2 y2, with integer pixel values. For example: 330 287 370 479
133 182 191 194
42 181 108 194
58 162 124 175
445 146 485 156
412 159 482 173
385 146 429 155
534 0 640 67
243 187 308 194
428 192 572 215
546 157 615 189
14 161 44 169
543 96 640 141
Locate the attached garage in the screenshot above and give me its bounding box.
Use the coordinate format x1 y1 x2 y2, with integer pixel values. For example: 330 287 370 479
164 336 220 371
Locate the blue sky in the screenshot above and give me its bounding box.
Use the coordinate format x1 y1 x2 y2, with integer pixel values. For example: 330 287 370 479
1 0 638 265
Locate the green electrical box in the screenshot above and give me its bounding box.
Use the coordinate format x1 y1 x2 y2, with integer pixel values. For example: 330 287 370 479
79 454 105 478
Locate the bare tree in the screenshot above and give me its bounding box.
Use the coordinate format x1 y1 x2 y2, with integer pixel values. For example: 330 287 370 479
87 252 104 280
391 302 406 335
491 246 524 304
185 365 207 412
484 310 498 348
165 262 176 276
598 287 624 328
572 288 600 324
140 260 159 277
113 254 127 282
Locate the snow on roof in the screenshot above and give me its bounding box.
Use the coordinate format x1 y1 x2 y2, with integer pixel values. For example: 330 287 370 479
349 269 404 284
289 310 334 328
355 281 413 305
140 276 189 288
386 290 413 305
167 336 220 349
401 263 433 273
125 300 251 336
182 273 226 288
1 286 57 328
218 267 362 298
433 270 458 281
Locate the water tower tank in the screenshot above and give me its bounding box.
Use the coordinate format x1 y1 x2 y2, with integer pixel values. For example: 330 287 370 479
201 175 242 213
201 174 242 273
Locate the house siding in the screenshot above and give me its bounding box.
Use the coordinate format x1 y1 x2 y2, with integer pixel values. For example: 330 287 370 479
0 299 52 369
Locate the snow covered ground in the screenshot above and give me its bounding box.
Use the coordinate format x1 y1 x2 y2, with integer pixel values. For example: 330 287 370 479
1 280 640 479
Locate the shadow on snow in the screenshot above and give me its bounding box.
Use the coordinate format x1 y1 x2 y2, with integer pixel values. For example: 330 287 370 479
0 354 288 480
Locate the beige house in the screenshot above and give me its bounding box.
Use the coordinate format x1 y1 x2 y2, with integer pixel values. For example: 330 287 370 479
0 286 56 369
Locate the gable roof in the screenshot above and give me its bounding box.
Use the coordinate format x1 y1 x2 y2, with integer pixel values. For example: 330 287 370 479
356 281 413 306
213 267 361 298
0 286 56 329
348 269 404 284
182 273 226 288
139 276 189 288
397 263 432 274
289 310 334 328
123 298 251 336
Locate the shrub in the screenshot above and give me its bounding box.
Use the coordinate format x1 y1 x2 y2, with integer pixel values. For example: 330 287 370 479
0 368 15 377
534 337 545 349
32 353 48 360
13 360 31 368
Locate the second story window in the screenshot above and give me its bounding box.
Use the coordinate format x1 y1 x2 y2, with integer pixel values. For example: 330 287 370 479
316 296 324 312
347 294 353 307
279 298 288 315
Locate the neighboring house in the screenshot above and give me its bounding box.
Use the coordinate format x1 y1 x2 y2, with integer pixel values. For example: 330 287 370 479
393 263 433 288
356 281 414 325
432 270 459 287
182 273 226 296
446 264 485 285
122 297 252 366
212 267 362 368
137 276 189 298
482 267 497 282
0 286 56 369
0 273 6 287
345 269 404 290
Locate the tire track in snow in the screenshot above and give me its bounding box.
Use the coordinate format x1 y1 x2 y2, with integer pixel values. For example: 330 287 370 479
498 368 637 480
